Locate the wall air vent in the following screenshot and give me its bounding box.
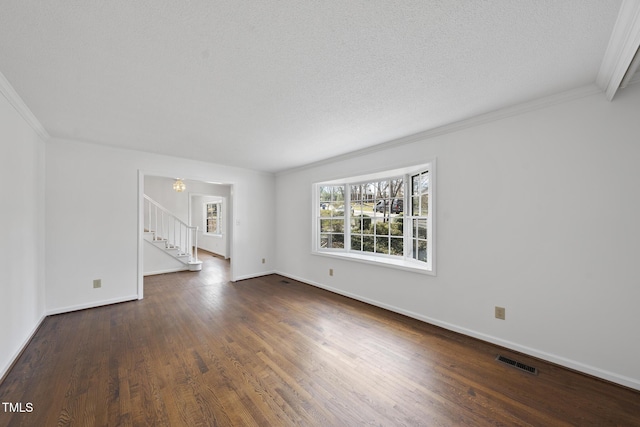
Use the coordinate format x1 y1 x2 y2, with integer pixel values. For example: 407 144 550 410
495 355 538 375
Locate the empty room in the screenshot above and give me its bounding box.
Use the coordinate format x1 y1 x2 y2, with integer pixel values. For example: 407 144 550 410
1 1 640 425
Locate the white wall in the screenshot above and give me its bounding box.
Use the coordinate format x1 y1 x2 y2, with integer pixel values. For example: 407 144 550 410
0 91 46 378
192 194 229 257
275 83 640 390
144 175 190 223
45 138 276 313
143 240 188 275
182 179 231 258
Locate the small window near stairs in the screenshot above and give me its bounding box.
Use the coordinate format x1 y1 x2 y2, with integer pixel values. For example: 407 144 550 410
204 202 222 235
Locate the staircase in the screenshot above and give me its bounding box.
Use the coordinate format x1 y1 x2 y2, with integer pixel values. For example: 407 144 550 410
143 195 202 271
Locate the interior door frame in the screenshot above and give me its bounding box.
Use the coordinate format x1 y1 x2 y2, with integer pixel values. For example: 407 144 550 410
137 170 236 299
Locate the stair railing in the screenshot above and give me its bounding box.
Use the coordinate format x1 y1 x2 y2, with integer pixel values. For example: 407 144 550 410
143 195 199 264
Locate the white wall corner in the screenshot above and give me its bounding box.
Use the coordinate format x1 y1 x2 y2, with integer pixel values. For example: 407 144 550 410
596 0 640 100
0 71 50 141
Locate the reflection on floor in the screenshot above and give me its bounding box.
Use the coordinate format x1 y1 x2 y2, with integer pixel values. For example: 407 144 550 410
144 249 230 295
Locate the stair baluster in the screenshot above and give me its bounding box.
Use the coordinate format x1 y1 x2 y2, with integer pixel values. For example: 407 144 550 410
143 195 202 271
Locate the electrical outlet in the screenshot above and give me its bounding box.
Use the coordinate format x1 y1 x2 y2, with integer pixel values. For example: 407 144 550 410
495 306 505 320
262 258 266 264
329 268 333 276
93 279 102 289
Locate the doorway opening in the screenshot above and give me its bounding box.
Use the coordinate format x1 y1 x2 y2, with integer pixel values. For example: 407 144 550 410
137 172 235 299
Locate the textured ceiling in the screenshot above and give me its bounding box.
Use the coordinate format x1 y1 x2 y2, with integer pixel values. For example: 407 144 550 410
0 0 623 172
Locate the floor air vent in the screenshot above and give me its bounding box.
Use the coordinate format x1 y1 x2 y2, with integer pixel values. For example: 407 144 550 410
280 280 290 284
495 355 538 375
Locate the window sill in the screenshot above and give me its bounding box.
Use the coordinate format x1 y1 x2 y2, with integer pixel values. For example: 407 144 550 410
313 250 435 275
202 233 223 238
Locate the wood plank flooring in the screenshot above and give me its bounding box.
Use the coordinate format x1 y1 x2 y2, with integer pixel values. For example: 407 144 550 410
1 251 639 426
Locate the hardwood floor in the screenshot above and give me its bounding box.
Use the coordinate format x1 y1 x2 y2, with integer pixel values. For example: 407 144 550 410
1 251 639 426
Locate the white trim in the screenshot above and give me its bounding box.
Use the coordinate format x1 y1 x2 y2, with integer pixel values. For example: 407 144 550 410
138 172 238 287
313 160 435 274
189 193 229 260
620 46 640 88
313 251 434 275
0 71 50 141
232 270 276 282
144 267 189 276
596 0 640 100
276 84 601 176
0 315 46 383
203 200 223 236
229 185 237 281
274 271 640 392
137 170 144 299
628 68 640 86
45 295 139 316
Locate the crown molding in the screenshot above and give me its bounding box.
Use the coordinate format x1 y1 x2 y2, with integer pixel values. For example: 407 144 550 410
276 83 602 176
0 71 50 141
596 0 640 101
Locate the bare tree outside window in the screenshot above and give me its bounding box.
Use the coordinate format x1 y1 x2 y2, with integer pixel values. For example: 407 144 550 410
315 164 433 273
205 202 221 234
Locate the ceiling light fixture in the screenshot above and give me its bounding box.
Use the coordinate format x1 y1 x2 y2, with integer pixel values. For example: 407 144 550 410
173 179 186 192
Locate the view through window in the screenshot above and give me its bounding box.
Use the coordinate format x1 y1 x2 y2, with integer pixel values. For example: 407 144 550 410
205 202 221 235
315 163 434 273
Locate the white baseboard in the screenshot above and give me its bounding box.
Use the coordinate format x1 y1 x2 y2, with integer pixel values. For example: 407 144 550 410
143 267 188 276
233 270 276 282
274 270 640 392
46 295 139 316
196 246 225 258
0 314 46 383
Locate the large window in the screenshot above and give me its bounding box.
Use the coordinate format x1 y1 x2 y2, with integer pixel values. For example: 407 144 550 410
314 162 434 274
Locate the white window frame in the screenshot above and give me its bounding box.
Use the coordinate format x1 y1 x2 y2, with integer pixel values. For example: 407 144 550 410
203 201 223 236
312 160 435 275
